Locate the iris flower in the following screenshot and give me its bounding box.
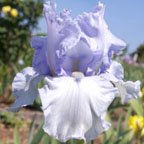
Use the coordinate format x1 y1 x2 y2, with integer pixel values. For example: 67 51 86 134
10 2 140 143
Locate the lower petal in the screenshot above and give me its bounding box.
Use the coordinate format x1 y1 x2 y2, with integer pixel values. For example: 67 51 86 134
102 62 141 104
114 80 141 103
9 67 43 111
39 76 116 142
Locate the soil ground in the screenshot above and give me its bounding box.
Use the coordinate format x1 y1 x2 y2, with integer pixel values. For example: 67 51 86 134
0 104 43 144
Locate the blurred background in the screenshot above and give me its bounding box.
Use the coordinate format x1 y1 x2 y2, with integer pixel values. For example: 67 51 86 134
0 0 144 144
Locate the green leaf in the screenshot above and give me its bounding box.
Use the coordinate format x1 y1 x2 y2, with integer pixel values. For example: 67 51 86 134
115 130 131 144
116 114 123 138
102 134 113 144
14 127 19 144
51 138 60 144
30 121 45 144
29 114 37 144
125 107 132 129
129 99 143 116
41 134 51 144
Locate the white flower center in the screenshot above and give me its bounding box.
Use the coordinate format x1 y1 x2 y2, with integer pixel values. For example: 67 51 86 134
72 71 84 81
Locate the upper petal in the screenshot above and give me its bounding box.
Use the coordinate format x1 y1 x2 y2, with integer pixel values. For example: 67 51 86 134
58 21 81 57
43 2 103 76
9 67 43 111
31 36 50 75
42 2 126 76
43 2 65 75
107 61 124 80
77 2 126 73
39 76 116 142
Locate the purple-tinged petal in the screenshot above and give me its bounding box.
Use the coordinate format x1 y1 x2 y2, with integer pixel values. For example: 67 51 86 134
42 2 126 76
77 2 126 74
58 21 81 57
39 75 116 142
31 36 50 75
102 62 141 103
60 38 103 75
43 2 81 76
85 51 103 76
43 2 105 76
9 67 43 111
101 27 126 73
43 2 64 76
114 80 141 104
107 61 124 80
60 39 92 75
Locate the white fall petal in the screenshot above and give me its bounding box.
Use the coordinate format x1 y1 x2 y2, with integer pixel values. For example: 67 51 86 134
9 67 43 111
39 76 117 142
104 61 141 103
114 80 141 104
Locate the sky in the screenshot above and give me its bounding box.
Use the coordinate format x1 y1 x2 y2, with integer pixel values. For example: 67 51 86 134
35 0 144 53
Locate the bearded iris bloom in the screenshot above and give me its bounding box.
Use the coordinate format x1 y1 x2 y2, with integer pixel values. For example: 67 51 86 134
10 2 140 143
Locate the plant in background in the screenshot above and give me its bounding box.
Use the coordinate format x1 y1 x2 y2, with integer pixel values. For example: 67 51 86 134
0 0 42 64
128 115 144 141
0 0 42 101
0 111 26 128
10 8 18 17
140 87 144 101
2 5 11 14
129 115 144 135
131 44 144 63
10 1 141 144
2 5 18 17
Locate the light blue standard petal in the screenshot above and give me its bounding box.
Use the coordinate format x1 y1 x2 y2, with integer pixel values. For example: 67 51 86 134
85 51 103 76
107 61 124 80
76 7 105 74
38 75 116 142
31 36 51 75
43 2 72 76
100 28 126 73
43 2 105 76
43 2 126 76
61 39 103 76
43 2 62 75
58 21 81 57
9 67 43 111
76 2 126 74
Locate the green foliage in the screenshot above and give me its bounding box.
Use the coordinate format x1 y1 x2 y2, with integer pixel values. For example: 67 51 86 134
30 121 45 144
131 44 144 63
122 62 144 86
0 111 23 127
130 99 144 116
0 0 42 101
14 127 20 144
0 0 42 64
